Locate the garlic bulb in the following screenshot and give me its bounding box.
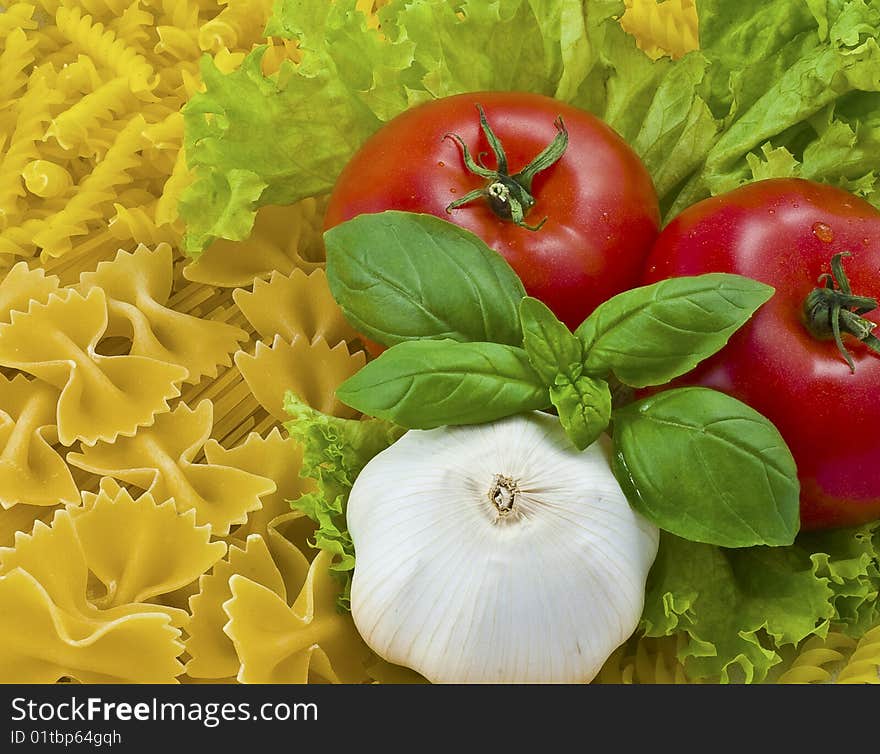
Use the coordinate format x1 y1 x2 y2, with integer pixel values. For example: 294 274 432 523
347 411 660 684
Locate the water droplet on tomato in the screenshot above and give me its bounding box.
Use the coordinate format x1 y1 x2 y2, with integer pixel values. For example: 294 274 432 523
768 209 775 215
812 222 834 243
438 161 445 167
449 188 457 194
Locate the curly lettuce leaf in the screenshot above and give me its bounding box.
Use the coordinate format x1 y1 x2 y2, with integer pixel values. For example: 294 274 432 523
182 0 880 254
282 391 405 610
665 0 880 214
181 0 621 256
641 522 880 683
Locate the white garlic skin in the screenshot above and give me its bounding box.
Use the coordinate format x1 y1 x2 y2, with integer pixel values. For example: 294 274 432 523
347 411 660 684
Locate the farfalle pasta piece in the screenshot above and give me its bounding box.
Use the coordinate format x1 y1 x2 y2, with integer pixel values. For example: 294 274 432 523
79 243 247 382
182 201 325 288
0 502 57 548
0 261 59 322
0 287 187 446
0 490 225 626
233 268 358 347
223 551 372 684
235 335 365 421
203 428 316 579
185 534 297 680
70 483 227 608
0 568 184 683
67 400 276 534
0 373 78 509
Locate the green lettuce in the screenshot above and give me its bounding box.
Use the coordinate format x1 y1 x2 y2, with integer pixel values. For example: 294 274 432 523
180 0 625 255
641 523 880 683
282 391 405 610
182 0 880 254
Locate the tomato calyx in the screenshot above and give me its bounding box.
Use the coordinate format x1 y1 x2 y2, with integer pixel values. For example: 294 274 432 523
443 104 568 231
803 252 880 372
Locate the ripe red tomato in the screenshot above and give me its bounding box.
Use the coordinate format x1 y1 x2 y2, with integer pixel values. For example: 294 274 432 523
324 91 660 332
643 178 880 530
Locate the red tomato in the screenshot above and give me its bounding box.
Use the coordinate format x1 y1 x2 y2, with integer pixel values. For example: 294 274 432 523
643 178 880 530
324 91 660 332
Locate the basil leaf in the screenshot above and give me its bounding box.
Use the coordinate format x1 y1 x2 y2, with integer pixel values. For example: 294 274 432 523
612 387 800 548
519 296 582 384
325 211 526 347
335 340 549 429
575 274 775 388
551 375 612 451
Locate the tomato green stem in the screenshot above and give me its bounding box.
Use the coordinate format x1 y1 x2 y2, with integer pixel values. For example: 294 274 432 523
443 104 568 231
803 252 880 373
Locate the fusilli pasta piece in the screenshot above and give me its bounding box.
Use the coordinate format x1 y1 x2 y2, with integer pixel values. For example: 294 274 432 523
620 0 699 60
0 27 38 110
67 399 276 534
54 5 159 95
0 74 62 229
33 114 147 258
44 75 136 153
22 159 74 198
836 624 880 684
776 631 858 684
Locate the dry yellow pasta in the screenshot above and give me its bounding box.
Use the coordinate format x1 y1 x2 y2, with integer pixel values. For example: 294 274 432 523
0 0 876 687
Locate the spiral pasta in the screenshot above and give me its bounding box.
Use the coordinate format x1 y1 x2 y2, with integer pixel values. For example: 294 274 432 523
836 624 880 684
620 0 699 60
55 6 159 95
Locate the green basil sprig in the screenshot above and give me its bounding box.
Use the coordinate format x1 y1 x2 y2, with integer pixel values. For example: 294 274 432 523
325 210 526 347
575 274 775 388
519 296 610 450
324 211 799 548
612 388 800 548
335 340 548 429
